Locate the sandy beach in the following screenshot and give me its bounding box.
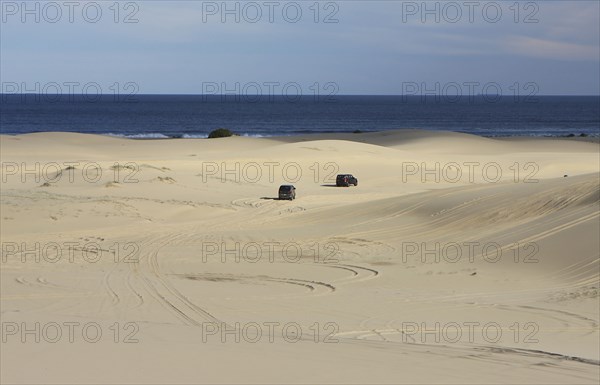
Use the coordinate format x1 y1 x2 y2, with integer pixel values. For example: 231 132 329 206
1 129 598 384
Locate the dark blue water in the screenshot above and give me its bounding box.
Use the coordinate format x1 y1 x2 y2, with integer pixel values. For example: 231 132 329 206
1 95 598 138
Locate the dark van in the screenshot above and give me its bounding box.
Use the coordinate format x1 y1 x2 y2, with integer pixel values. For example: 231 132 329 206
278 185 296 200
336 174 358 187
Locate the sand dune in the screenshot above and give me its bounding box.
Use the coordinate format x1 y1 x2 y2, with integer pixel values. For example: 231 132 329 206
1 130 598 384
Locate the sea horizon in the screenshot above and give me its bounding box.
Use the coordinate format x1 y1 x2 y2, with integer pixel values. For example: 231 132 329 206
2 94 599 138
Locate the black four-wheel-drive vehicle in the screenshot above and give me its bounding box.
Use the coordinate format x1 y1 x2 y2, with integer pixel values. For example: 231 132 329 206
278 185 296 200
336 174 358 187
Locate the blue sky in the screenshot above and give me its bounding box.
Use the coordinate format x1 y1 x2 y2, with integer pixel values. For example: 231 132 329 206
1 0 599 95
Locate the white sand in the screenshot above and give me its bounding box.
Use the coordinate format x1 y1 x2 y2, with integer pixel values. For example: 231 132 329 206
1 130 598 384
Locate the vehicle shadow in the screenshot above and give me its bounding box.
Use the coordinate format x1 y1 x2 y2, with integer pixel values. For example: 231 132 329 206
320 184 338 188
260 197 280 200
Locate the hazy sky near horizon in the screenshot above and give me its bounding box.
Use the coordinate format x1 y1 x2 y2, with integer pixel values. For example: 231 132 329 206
1 0 599 95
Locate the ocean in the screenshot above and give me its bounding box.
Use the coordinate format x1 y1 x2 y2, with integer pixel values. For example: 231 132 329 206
1 95 598 138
